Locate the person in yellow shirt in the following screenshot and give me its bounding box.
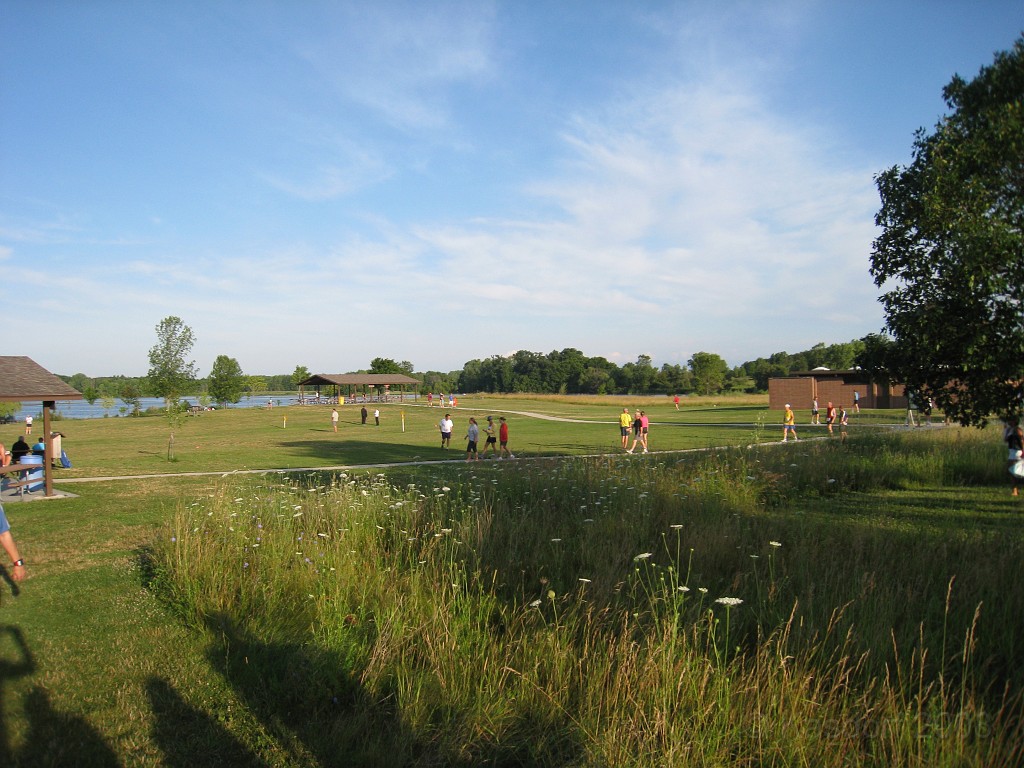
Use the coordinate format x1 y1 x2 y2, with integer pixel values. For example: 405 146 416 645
619 407 632 449
782 404 798 442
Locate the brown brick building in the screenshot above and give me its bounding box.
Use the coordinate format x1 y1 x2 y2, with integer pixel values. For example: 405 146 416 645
768 369 907 411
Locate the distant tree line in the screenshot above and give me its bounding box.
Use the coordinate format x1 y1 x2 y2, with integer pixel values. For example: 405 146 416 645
454 339 869 396
54 336 873 405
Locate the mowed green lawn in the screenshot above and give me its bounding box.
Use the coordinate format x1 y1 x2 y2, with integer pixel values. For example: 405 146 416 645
5 395 907 480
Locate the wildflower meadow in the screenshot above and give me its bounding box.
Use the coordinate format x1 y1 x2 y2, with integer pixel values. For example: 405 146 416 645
150 426 1024 766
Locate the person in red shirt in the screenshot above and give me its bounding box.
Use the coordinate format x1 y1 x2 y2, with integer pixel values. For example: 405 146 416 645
499 417 513 459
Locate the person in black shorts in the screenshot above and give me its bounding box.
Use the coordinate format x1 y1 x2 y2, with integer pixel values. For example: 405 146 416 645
481 416 498 458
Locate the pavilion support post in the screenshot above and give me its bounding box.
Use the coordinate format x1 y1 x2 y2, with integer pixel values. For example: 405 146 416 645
43 401 54 497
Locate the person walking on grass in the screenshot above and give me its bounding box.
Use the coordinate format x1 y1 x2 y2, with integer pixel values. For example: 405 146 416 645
782 404 798 442
331 408 339 433
481 416 498 458
627 410 648 454
439 413 453 449
465 417 479 462
811 398 820 425
626 410 641 453
1004 419 1023 497
498 416 513 459
905 391 919 427
374 408 380 426
0 503 27 583
619 407 632 449
839 405 849 443
825 402 836 436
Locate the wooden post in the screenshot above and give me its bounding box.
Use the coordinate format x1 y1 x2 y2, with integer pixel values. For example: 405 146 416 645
43 400 54 497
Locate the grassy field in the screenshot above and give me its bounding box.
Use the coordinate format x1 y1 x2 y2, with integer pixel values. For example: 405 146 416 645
5 394 900 480
0 397 1020 766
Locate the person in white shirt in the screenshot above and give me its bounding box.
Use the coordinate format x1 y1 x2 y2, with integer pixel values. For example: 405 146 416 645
439 414 454 448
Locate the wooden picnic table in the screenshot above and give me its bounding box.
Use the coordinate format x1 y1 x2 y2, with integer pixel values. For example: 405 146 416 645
0 461 45 497
0 462 39 476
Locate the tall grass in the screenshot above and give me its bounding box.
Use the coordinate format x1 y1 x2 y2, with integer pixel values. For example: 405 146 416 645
151 427 1023 766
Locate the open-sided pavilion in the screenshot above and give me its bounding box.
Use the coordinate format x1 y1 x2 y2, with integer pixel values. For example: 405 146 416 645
297 373 421 403
0 356 83 499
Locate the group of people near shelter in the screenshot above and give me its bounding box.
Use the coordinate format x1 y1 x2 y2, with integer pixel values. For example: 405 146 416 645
426 393 457 408
783 402 849 443
1 432 66 468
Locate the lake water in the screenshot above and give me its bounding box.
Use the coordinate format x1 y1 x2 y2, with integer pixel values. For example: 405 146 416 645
10 395 304 421
9 393 421 421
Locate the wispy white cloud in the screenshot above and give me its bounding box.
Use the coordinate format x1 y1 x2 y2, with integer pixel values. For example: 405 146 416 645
294 2 498 132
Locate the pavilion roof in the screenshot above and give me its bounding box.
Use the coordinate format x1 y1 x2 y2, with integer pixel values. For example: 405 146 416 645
299 373 421 387
0 356 83 402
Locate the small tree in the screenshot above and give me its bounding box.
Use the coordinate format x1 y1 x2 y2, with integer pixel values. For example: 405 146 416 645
147 316 198 406
119 382 143 416
147 316 197 459
208 355 245 406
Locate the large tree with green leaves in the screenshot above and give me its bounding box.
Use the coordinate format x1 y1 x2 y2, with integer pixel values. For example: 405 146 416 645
291 365 311 388
207 355 245 406
688 351 729 395
147 316 198 406
870 37 1024 426
369 357 407 375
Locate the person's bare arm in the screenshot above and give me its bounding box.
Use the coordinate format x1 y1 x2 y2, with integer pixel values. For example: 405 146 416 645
0 531 26 581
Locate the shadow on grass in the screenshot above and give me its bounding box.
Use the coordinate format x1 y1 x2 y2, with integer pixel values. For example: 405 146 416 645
201 612 429 767
277 438 606 465
278 439 439 465
0 626 118 765
197 610 586 766
147 677 267 767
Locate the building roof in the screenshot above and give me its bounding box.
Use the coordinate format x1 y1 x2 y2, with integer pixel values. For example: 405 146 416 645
786 369 866 378
299 373 421 387
0 356 83 402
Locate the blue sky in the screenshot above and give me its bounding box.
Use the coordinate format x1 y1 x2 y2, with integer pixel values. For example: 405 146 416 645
2 2 1021 378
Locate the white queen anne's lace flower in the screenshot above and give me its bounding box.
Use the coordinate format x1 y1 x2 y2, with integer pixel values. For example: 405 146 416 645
715 597 743 606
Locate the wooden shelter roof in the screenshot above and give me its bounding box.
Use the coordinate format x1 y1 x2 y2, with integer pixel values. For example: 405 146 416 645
0 356 82 499
299 373 421 387
0 356 83 402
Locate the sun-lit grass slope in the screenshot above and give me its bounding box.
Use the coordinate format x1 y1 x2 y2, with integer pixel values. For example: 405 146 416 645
149 426 1024 766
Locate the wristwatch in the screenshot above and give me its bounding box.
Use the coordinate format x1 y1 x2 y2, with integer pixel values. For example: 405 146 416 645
13 559 24 567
